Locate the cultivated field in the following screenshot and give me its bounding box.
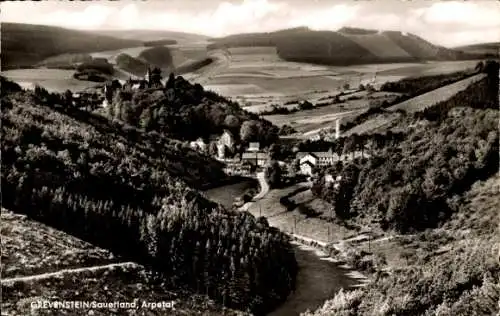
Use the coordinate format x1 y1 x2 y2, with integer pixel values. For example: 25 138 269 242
199 47 479 105
343 113 402 136
191 47 480 137
0 69 100 93
343 73 487 136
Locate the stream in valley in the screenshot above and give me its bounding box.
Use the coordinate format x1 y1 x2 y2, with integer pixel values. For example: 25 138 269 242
204 180 361 316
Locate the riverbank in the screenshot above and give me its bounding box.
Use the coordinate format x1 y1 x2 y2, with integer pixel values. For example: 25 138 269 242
241 175 372 284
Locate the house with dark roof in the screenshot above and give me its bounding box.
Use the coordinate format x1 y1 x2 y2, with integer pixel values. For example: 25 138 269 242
241 151 268 167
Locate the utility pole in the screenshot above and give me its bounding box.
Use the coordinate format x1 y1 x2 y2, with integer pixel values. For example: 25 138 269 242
259 204 262 217
294 215 297 234
369 228 371 253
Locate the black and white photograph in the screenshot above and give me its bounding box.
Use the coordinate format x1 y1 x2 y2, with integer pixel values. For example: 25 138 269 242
1 0 499 315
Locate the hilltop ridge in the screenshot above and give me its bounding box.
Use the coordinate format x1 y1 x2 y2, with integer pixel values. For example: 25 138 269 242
208 27 486 65
1 23 142 70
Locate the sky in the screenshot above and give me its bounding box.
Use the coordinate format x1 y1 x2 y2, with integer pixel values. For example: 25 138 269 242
1 0 499 47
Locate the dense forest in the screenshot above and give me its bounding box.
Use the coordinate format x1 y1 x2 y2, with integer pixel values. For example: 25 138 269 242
306 174 499 316
143 39 178 47
138 46 174 71
312 61 499 232
1 77 297 314
108 74 279 146
315 107 498 232
380 69 476 96
115 53 149 76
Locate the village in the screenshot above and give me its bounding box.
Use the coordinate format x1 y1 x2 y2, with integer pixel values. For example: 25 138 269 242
66 67 372 189
189 118 370 187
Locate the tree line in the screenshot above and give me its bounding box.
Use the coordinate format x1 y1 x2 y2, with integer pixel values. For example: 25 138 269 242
107 74 279 147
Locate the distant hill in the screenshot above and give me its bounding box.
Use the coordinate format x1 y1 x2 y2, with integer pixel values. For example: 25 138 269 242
115 54 149 77
1 23 142 70
337 27 378 35
94 30 210 43
208 27 486 65
206 27 310 49
137 46 174 71
455 42 500 57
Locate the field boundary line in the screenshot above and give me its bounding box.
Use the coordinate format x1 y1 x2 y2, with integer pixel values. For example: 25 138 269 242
1 262 139 284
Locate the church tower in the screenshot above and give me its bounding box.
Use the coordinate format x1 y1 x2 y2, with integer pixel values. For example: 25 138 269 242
145 67 152 85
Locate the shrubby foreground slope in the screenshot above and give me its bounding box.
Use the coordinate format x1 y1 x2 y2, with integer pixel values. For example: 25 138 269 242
1 209 250 316
1 78 297 314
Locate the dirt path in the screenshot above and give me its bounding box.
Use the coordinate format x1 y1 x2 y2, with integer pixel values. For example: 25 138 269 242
184 49 231 85
1 262 139 285
253 171 269 200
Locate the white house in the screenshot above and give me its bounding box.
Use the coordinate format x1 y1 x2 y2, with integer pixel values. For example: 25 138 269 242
218 130 235 149
217 143 226 159
297 149 370 167
248 142 260 152
324 174 334 183
300 160 314 176
190 138 207 152
299 153 318 166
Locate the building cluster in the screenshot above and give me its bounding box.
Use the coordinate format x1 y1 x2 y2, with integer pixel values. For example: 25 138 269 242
189 131 270 176
297 149 368 176
101 67 168 107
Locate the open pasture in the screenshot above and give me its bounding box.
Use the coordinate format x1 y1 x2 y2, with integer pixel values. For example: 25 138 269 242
89 46 148 63
199 47 478 115
388 73 486 113
265 108 363 134
0 68 100 93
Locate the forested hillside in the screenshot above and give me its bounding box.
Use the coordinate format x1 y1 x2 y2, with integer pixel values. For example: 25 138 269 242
306 61 499 315
108 75 279 145
1 23 141 69
305 175 500 316
455 42 500 57
116 53 149 76
314 62 499 232
1 77 297 314
138 46 174 71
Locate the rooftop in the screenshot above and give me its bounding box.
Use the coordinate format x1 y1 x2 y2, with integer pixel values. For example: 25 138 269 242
242 152 268 160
